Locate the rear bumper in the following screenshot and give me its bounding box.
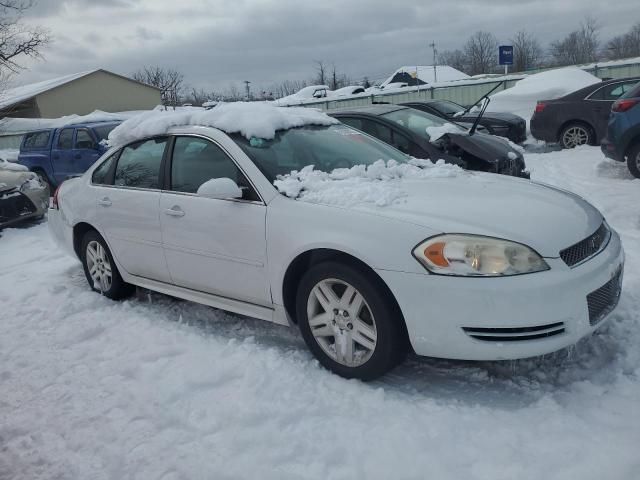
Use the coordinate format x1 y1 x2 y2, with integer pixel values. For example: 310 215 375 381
377 229 625 360
601 138 624 162
530 116 556 143
48 207 76 258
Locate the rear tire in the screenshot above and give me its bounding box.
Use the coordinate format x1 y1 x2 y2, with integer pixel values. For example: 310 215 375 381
627 143 640 179
80 230 134 300
295 261 406 381
560 123 593 149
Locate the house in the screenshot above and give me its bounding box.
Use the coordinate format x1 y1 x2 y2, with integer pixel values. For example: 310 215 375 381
0 69 161 119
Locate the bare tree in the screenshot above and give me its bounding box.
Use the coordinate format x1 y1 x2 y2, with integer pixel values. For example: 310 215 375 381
184 87 219 106
132 66 184 107
0 0 50 73
314 60 327 85
438 49 469 73
362 77 371 89
464 31 498 75
511 30 543 72
550 16 600 66
607 22 640 60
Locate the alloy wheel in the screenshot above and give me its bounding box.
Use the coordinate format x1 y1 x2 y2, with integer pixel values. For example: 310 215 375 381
562 126 589 148
306 278 377 367
86 240 113 292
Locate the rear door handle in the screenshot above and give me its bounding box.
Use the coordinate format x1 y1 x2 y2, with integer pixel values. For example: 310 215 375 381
98 197 112 207
164 206 185 217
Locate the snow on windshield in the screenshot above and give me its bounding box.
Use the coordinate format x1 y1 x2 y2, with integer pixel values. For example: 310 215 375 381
426 124 466 142
108 102 338 146
274 158 462 207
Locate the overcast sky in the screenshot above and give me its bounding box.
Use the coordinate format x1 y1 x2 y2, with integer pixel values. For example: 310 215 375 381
12 0 640 94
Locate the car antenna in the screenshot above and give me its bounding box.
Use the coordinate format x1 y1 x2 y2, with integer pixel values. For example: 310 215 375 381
467 81 504 136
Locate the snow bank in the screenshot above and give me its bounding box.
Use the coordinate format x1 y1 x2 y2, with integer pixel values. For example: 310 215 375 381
0 110 136 134
0 157 28 171
274 158 461 207
108 102 338 146
489 67 601 122
0 148 19 162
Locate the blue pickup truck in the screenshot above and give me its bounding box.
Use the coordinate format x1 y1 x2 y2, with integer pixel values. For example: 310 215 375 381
17 121 121 189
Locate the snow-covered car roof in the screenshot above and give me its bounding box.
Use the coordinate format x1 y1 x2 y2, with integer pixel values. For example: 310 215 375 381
108 102 339 147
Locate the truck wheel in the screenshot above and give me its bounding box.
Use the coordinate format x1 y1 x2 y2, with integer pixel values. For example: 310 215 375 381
628 143 640 179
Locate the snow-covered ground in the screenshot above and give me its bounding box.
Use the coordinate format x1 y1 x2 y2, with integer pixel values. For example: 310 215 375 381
1 146 639 480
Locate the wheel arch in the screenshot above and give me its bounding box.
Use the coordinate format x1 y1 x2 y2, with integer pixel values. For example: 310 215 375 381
72 221 99 259
281 248 411 348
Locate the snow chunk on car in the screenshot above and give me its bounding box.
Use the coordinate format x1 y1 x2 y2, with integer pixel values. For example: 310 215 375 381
108 102 339 146
274 158 462 207
426 123 466 142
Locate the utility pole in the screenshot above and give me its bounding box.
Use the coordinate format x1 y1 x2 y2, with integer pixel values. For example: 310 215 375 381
429 41 437 83
244 80 251 100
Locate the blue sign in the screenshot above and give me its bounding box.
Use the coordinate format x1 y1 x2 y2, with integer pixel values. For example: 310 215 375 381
499 46 514 65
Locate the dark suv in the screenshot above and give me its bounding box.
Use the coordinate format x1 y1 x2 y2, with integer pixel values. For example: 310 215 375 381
601 82 640 178
530 77 640 149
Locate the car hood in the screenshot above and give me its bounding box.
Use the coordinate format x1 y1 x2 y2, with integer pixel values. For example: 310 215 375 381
458 111 523 123
350 173 602 257
444 131 521 163
0 170 31 190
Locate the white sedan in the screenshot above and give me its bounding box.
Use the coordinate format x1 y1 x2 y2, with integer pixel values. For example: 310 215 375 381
48 103 625 380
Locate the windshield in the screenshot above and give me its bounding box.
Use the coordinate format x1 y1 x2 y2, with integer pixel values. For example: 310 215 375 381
431 100 465 116
93 124 119 140
382 108 466 139
232 125 409 183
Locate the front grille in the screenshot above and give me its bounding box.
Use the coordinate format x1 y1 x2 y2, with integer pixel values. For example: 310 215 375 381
587 268 623 326
462 322 565 342
560 222 610 267
0 189 37 225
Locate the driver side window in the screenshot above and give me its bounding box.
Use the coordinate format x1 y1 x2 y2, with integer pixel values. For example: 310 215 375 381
170 136 259 201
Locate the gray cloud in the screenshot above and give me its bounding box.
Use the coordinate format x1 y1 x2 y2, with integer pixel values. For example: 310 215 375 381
15 0 640 94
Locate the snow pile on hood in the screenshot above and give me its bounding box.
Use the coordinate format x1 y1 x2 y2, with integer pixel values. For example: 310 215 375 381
426 123 466 142
274 158 462 207
0 149 20 162
488 67 601 123
108 102 338 146
0 158 28 171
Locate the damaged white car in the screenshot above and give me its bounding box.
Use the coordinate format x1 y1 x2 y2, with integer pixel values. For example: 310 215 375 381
48 103 624 380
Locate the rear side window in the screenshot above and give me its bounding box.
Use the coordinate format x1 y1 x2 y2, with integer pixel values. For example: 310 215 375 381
114 137 167 189
592 82 638 101
622 82 640 99
57 129 74 149
92 152 118 185
22 131 51 150
75 129 96 149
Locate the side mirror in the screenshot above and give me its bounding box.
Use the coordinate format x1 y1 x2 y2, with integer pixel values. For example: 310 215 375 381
196 177 243 200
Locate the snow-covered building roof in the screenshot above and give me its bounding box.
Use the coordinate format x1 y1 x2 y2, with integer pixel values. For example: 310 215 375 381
0 69 161 120
382 66 470 87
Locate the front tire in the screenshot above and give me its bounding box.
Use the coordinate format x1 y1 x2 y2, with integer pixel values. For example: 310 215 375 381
296 261 406 380
560 123 593 149
627 143 640 178
80 230 133 299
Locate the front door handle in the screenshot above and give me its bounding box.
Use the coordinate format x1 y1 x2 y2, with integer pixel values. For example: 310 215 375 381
97 197 112 207
164 206 185 217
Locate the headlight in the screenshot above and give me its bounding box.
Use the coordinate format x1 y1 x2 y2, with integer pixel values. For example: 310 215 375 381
412 234 549 277
20 174 44 192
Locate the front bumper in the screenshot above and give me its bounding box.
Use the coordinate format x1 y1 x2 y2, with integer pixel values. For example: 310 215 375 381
377 229 625 360
0 186 48 229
